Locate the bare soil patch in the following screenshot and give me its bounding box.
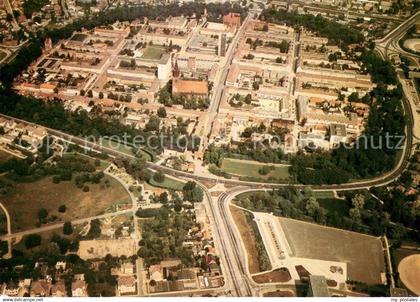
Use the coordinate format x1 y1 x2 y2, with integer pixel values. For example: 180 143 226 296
263 290 294 297
252 268 292 283
398 254 420 295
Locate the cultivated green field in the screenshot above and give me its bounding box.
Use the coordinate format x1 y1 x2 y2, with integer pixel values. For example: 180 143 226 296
221 158 290 180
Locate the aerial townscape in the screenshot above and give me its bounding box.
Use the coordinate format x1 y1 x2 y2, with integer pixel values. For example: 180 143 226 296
0 0 419 299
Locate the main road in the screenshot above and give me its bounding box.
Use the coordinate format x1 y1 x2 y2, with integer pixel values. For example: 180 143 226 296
200 13 251 153
375 10 420 59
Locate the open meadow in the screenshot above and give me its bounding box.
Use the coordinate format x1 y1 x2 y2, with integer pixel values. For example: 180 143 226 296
2 175 130 232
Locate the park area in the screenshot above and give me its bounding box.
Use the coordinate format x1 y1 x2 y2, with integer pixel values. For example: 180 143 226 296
2 175 130 232
142 45 167 60
278 217 386 285
221 158 290 180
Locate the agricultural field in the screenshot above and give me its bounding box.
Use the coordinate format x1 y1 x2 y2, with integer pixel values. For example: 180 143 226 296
221 158 290 180
2 175 130 232
279 217 386 285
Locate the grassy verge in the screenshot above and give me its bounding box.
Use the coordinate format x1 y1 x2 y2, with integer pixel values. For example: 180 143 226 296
230 205 271 273
147 176 185 191
99 138 153 161
221 158 290 180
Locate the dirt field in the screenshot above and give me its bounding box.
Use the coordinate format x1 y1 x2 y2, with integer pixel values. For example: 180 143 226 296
230 206 261 274
398 254 420 295
279 217 385 285
3 175 130 232
252 268 292 283
263 290 294 297
78 238 137 259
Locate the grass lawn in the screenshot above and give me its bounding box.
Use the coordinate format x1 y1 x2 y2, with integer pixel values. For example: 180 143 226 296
311 191 335 199
71 33 88 42
2 175 130 232
318 198 350 216
221 158 290 180
142 45 166 60
148 176 185 191
99 138 152 161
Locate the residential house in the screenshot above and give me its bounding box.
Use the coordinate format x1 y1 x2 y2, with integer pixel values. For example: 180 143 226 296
50 280 66 297
30 280 50 297
117 276 137 295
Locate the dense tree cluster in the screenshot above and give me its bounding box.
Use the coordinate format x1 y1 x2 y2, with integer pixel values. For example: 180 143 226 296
359 50 397 84
260 9 364 47
22 0 49 18
136 193 198 267
236 186 419 243
158 81 210 110
0 153 98 185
